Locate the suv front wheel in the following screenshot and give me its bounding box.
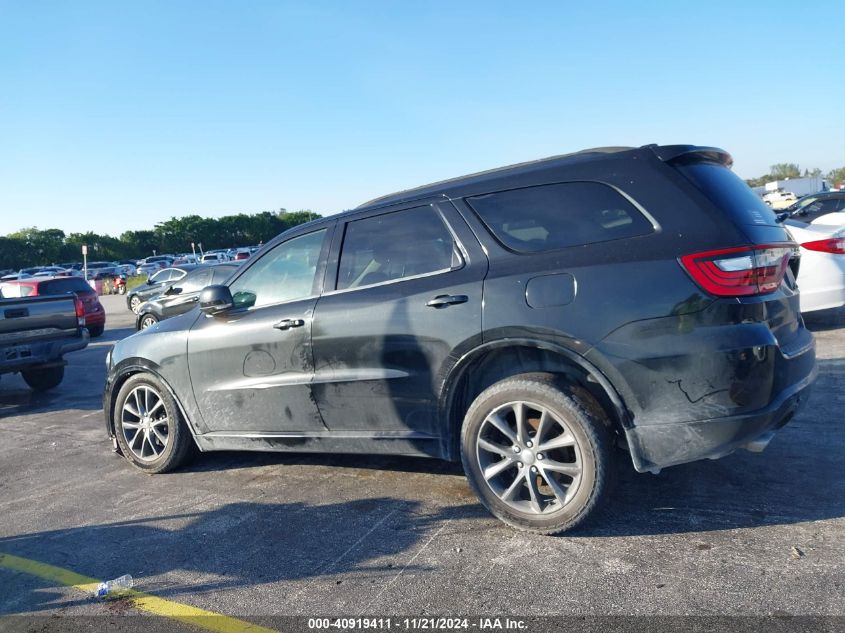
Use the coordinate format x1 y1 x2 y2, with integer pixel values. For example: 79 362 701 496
114 373 196 473
461 374 612 534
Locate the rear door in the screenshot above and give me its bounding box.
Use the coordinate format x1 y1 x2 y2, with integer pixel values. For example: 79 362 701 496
310 201 487 438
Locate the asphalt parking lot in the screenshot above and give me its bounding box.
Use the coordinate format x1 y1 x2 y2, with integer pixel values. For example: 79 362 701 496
1 295 844 630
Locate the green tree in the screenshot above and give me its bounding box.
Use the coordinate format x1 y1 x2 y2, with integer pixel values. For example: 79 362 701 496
828 167 845 184
7 227 66 265
769 163 801 180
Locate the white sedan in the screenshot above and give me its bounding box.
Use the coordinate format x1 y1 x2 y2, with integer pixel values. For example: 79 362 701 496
785 218 845 312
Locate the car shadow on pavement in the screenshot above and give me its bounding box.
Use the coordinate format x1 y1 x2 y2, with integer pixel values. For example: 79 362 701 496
183 450 466 477
0 498 482 613
0 326 134 418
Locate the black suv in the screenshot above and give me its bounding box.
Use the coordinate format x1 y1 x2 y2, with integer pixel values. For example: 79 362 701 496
104 144 816 534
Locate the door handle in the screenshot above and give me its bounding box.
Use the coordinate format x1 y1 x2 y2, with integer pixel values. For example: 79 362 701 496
273 318 305 330
426 294 468 308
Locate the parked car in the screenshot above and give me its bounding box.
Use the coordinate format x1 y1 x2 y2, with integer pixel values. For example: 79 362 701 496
1 272 33 281
136 264 239 329
233 249 252 261
0 291 89 390
126 265 197 312
136 261 165 277
104 144 816 534
200 252 228 263
784 220 845 312
32 266 73 277
785 191 845 222
85 261 121 279
0 276 106 337
19 267 46 276
117 261 139 276
763 190 798 209
172 255 199 266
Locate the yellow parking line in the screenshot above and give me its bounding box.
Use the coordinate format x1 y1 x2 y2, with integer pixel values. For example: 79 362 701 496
0 551 279 633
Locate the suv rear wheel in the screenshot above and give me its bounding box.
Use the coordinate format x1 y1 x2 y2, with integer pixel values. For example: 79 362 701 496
114 373 195 473
461 374 612 534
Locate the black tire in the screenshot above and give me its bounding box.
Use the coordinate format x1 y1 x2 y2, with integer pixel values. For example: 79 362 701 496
88 324 105 338
113 373 196 473
138 314 158 330
460 373 613 535
22 365 65 391
129 295 141 312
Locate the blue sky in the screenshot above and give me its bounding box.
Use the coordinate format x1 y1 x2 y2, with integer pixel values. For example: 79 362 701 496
1 1 842 237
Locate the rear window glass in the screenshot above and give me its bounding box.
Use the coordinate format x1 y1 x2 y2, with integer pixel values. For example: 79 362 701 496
40 278 94 295
465 182 653 253
677 163 779 227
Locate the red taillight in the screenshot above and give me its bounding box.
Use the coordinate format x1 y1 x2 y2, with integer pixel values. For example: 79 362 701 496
74 296 86 326
801 237 845 255
679 244 793 297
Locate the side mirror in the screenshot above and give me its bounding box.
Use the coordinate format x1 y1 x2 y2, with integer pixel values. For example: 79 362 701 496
146 278 154 285
166 286 182 295
199 285 233 314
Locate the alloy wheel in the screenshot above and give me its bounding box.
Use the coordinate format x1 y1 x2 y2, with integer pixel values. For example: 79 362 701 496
121 385 170 462
475 400 582 515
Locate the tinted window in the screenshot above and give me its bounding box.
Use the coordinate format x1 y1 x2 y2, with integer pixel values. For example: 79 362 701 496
337 206 457 290
466 182 652 253
805 199 843 219
212 266 236 284
40 278 94 295
175 269 211 293
678 163 779 227
229 229 326 308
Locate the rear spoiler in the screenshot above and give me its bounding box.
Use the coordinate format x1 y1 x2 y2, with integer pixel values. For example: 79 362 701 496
646 144 733 168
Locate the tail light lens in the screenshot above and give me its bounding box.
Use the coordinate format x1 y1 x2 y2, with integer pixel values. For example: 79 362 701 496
74 295 86 326
680 244 793 297
801 237 845 254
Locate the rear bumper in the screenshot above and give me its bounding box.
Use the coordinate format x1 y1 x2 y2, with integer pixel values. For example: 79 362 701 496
586 295 818 472
0 330 90 375
624 363 816 472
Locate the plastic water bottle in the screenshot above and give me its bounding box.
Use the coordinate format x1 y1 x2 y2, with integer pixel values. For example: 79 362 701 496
94 574 133 598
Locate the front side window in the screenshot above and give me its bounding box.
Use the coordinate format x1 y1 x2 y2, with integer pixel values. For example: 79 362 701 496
336 206 457 291
466 182 653 253
229 229 326 309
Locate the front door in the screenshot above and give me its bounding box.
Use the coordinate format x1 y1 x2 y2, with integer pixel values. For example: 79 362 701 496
187 227 331 433
311 202 487 438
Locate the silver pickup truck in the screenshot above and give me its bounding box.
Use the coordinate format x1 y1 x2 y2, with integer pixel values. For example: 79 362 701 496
0 294 90 390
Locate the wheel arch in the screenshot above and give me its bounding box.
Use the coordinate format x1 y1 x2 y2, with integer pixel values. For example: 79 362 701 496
438 339 632 461
106 361 200 444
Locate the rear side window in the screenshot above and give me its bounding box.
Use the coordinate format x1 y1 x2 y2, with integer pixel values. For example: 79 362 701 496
465 182 653 253
212 266 236 284
176 269 211 293
337 206 457 290
40 278 94 295
678 163 779 227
